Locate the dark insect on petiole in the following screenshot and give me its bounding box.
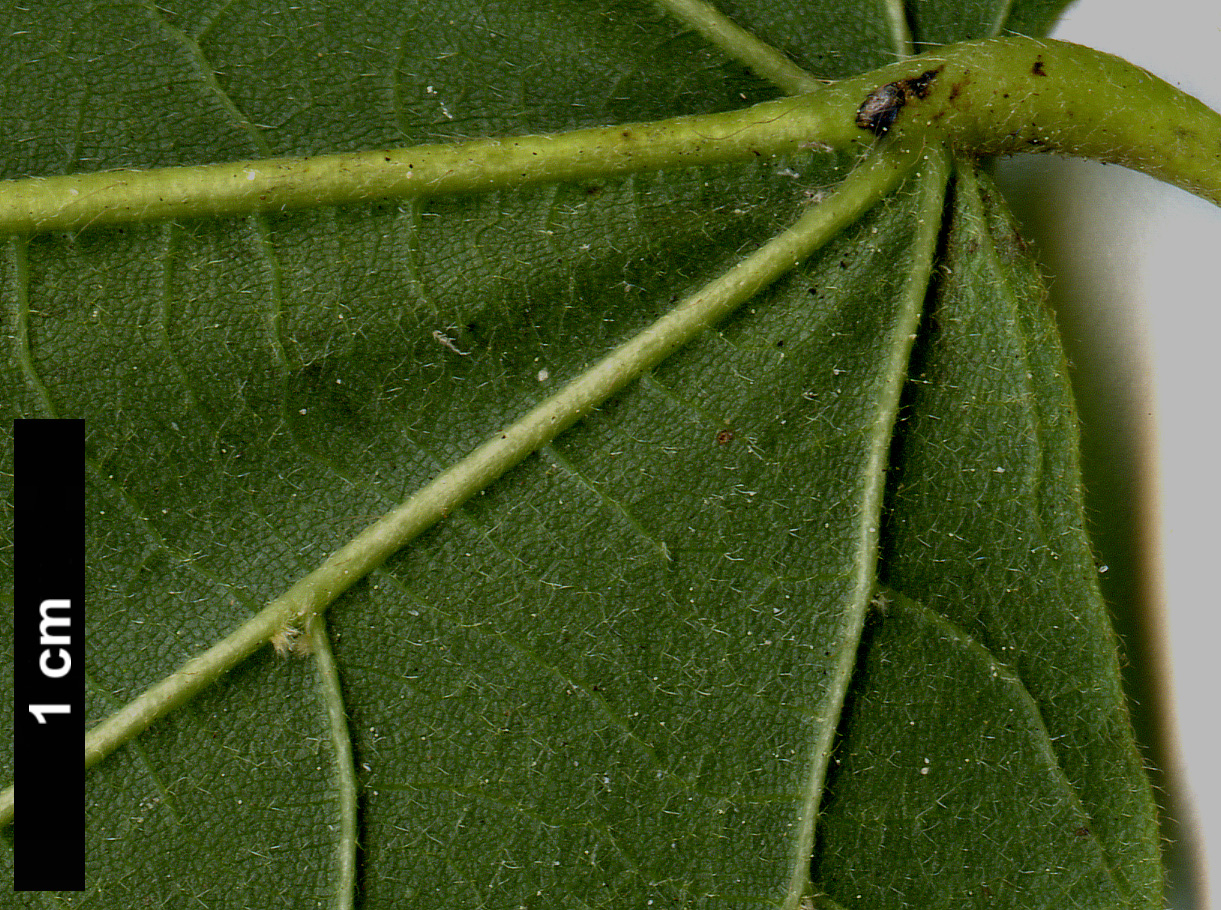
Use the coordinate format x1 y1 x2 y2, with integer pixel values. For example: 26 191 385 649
855 67 944 136
855 81 907 135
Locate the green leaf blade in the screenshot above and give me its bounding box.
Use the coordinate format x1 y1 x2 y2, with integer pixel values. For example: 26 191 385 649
82 660 348 907
812 593 1131 909
812 163 1161 908
330 167 945 907
0 0 1169 906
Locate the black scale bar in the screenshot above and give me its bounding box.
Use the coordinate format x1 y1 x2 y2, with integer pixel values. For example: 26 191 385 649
13 419 86 891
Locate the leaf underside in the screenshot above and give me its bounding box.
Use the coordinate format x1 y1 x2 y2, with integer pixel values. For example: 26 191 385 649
0 1 1160 908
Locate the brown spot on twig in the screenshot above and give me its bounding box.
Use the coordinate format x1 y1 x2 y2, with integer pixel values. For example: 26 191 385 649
905 68 941 100
948 71 971 105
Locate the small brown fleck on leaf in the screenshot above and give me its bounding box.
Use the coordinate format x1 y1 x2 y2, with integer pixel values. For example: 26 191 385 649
1032 58 1047 76
715 429 734 446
